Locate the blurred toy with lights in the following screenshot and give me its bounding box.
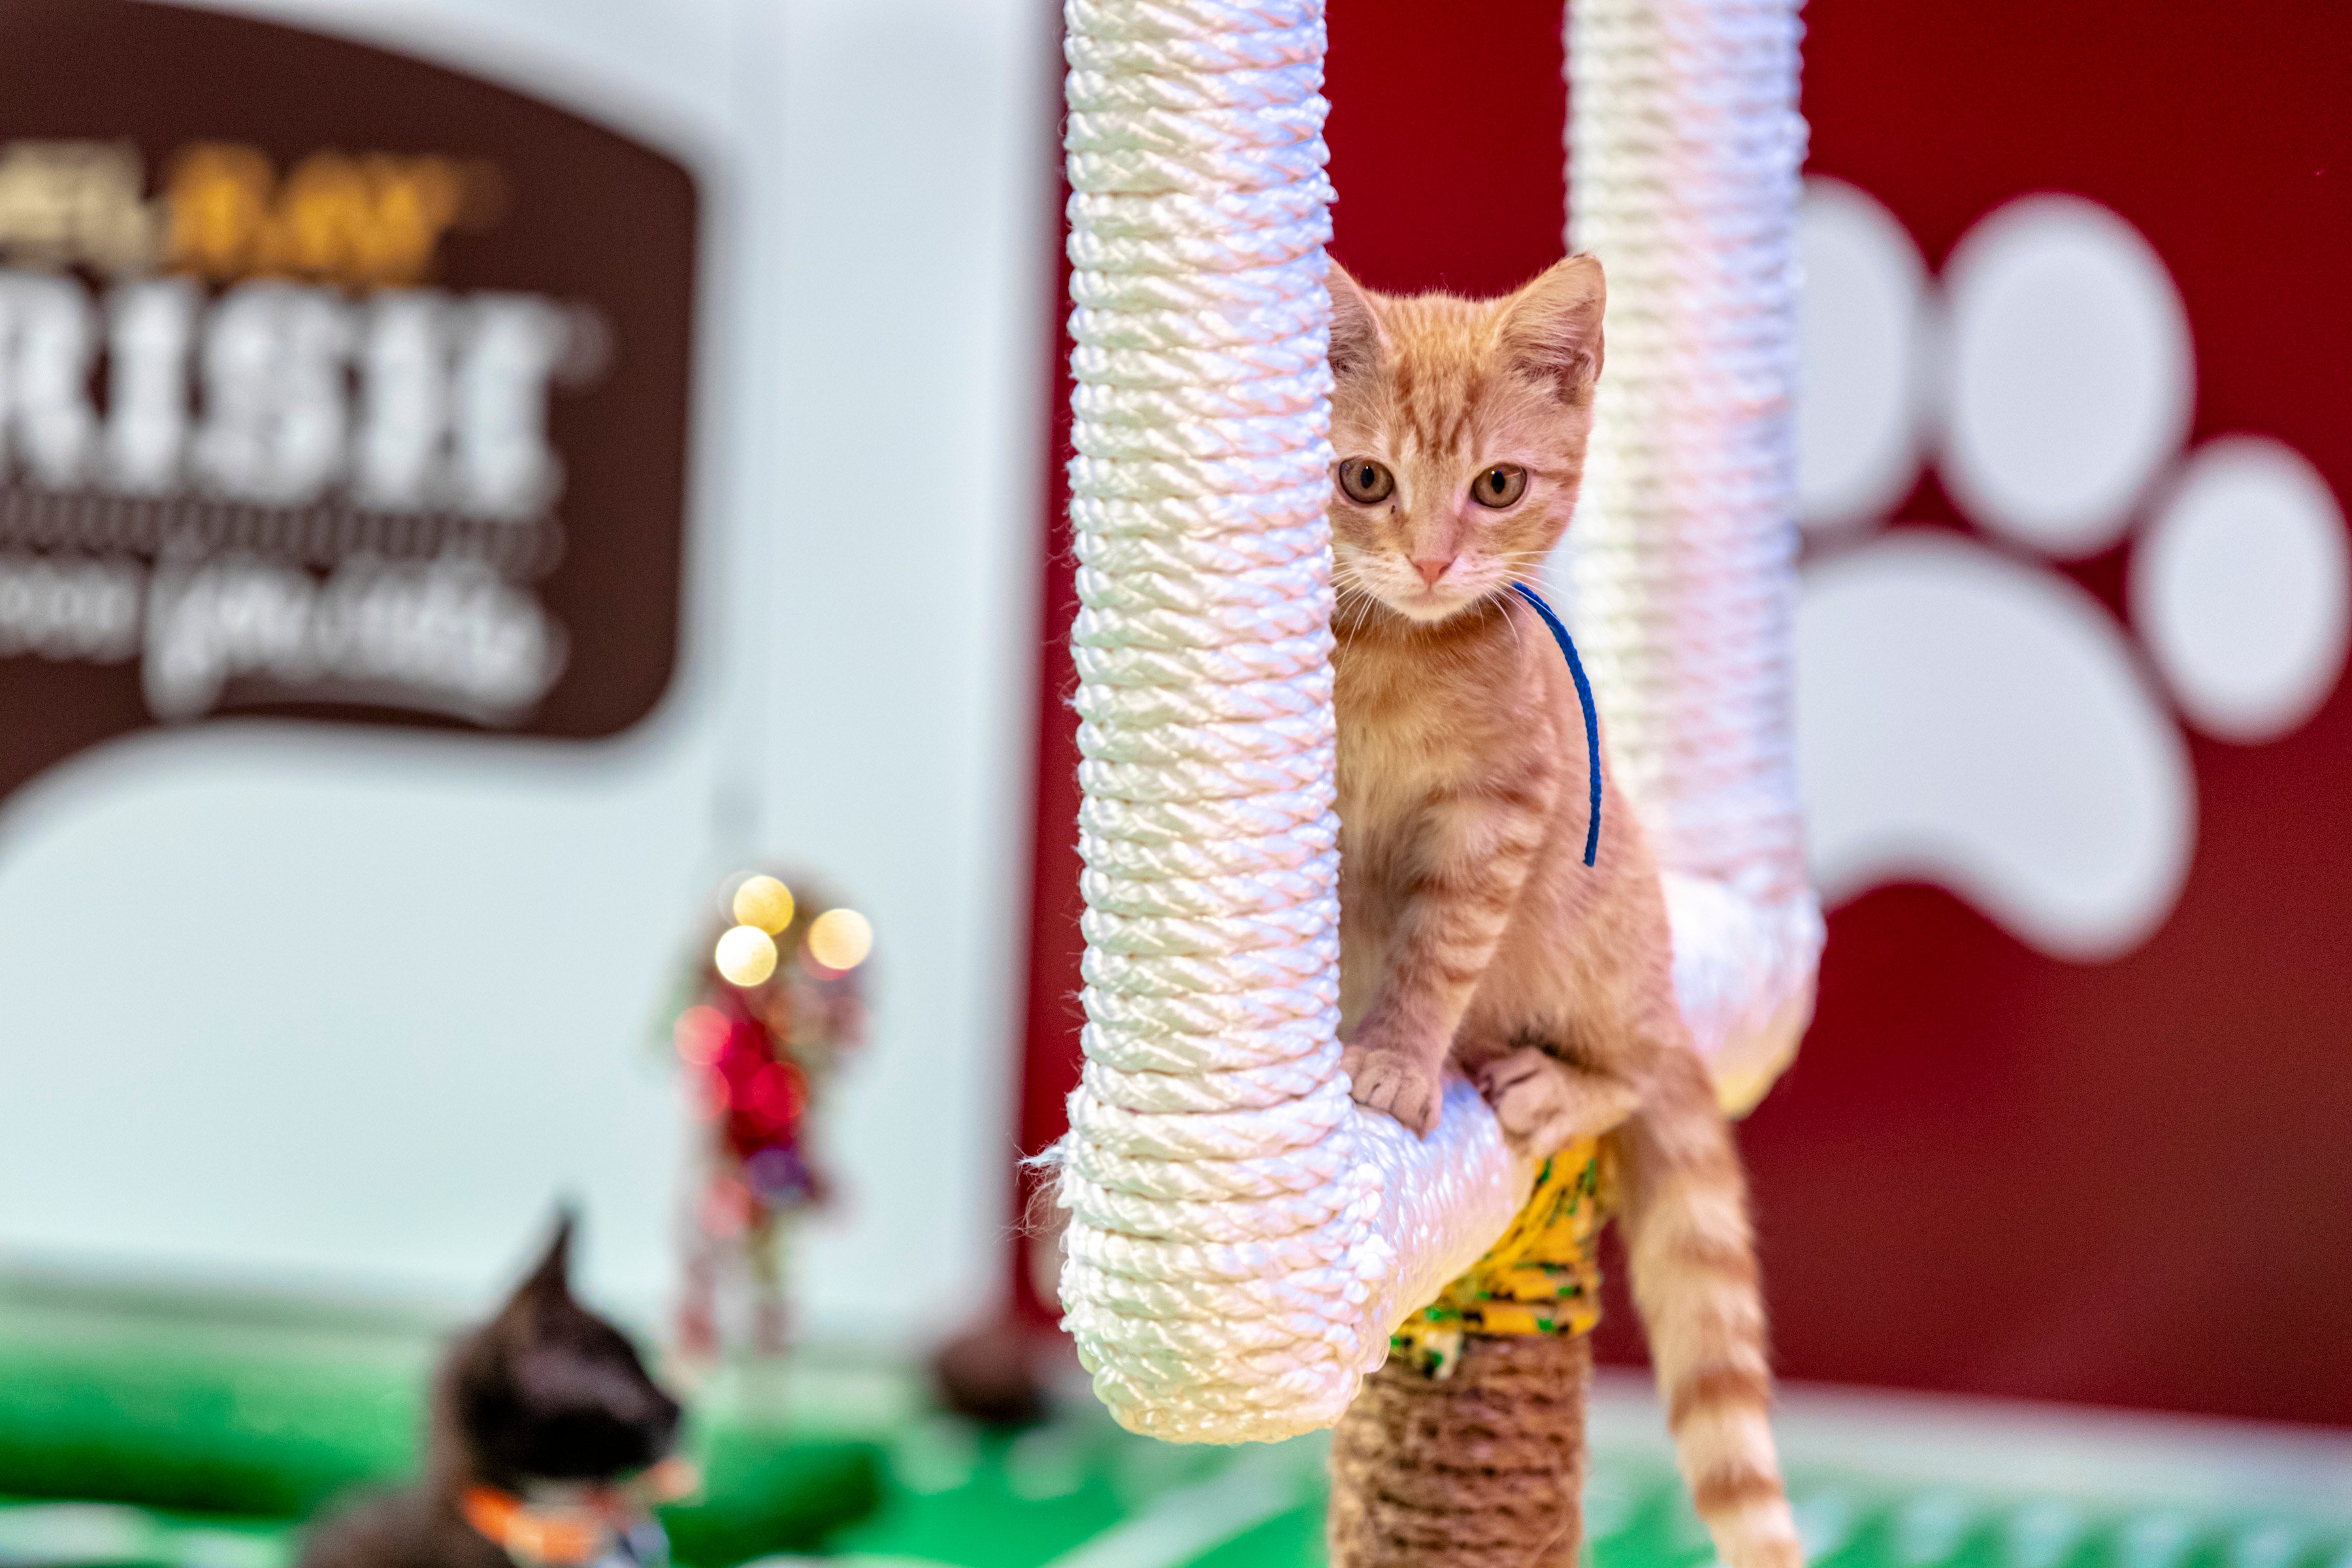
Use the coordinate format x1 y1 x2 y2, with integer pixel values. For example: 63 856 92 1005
668 872 873 1366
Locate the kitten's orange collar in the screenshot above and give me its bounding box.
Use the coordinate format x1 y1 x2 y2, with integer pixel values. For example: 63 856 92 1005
461 1486 607 1566
460 1458 699 1567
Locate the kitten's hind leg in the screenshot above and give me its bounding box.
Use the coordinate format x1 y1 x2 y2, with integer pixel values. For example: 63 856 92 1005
1475 1047 1639 1159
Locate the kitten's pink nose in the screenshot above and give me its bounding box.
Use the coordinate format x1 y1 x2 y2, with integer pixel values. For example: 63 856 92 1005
1411 556 1454 587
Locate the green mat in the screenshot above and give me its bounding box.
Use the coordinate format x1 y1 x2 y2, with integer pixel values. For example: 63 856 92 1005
5 1269 2349 1568
825 1379 2352 1568
0 1269 886 1564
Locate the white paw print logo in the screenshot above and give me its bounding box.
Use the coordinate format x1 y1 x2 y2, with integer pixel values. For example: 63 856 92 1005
1795 178 2351 961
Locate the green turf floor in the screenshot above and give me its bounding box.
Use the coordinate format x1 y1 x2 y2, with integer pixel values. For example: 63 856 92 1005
4 1267 2349 1568
0 1266 889 1562
820 1373 2352 1568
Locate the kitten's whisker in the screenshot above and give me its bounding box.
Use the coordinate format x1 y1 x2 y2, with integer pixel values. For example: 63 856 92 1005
1330 580 1380 640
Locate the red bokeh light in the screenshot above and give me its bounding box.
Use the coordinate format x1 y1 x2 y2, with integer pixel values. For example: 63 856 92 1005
672 1004 728 1068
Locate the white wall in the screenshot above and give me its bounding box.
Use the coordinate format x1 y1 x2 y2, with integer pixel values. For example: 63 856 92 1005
0 0 1054 1343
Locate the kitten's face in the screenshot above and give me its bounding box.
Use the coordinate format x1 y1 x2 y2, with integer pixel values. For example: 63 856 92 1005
446 1217 681 1488
1325 257 1605 627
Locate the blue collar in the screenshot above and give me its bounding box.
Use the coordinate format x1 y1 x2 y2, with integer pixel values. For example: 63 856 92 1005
1507 581 1602 868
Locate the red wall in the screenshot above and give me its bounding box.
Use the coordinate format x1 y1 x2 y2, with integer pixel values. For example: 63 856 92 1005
1019 0 2352 1425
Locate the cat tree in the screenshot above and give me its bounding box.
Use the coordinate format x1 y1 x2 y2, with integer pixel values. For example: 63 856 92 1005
1053 0 1814 1443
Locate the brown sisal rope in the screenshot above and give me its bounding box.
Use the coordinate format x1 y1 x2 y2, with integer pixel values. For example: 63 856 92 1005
1328 1332 1593 1568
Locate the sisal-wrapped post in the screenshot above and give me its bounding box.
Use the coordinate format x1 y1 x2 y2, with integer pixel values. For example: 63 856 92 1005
1561 0 1821 1112
1050 0 1535 1444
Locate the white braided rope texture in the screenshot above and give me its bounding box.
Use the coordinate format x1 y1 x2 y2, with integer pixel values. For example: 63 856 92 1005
1562 0 1823 1105
1054 0 1537 1445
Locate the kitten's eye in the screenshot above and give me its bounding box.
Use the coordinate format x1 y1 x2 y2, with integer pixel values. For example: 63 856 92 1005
1335 458 1395 505
1471 465 1527 508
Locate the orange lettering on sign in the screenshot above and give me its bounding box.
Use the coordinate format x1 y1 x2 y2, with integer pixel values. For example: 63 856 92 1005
163 142 493 288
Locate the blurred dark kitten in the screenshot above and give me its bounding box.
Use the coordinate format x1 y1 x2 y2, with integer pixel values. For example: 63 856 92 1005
302 1215 687 1568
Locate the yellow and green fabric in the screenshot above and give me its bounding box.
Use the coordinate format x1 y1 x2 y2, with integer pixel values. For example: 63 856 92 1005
1389 1135 1612 1379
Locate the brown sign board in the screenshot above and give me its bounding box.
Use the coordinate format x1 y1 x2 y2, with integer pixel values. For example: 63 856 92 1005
0 0 698 805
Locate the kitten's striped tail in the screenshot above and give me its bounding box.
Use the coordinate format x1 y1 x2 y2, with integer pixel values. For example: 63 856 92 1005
1615 1047 1804 1568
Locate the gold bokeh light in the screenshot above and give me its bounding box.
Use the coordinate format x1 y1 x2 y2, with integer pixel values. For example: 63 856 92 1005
730 874 796 934
806 908 874 972
713 923 779 987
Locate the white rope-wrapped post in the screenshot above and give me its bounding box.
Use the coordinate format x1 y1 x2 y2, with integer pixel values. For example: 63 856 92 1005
1052 0 1533 1444
1563 0 1823 1112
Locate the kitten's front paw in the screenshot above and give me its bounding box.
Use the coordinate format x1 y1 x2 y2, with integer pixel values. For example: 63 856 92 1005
1475 1047 1636 1157
1340 1038 1444 1136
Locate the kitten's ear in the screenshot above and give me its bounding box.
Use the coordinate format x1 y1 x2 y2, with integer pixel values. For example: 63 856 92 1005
1499 253 1606 404
1327 260 1385 381
519 1207 578 1305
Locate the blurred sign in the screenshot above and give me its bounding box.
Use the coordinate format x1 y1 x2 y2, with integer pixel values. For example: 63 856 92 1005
1792 180 2347 963
0 0 697 804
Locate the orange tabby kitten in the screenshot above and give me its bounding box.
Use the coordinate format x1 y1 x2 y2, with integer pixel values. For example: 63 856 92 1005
1328 255 1801 1568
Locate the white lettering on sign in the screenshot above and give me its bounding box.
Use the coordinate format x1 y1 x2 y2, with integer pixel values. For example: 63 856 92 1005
455 294 572 520
355 289 451 511
143 549 564 723
0 272 100 488
194 282 353 505
0 551 142 661
106 278 197 493
0 266 587 517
